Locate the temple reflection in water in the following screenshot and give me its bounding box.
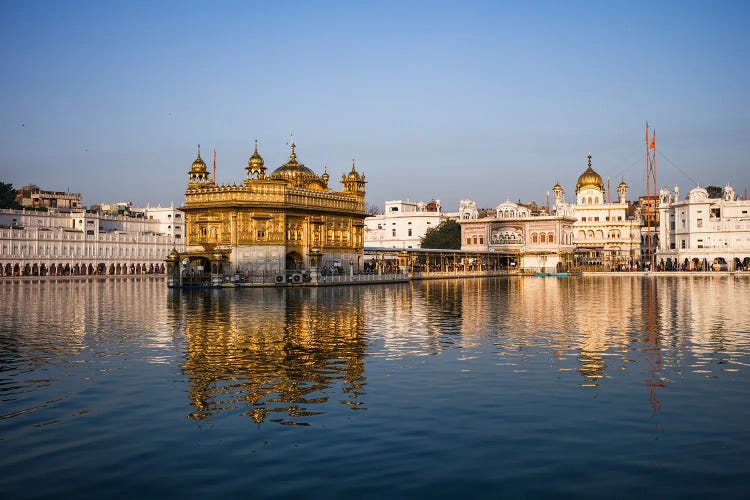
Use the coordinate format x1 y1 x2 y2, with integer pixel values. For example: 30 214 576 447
169 286 367 424
163 275 750 423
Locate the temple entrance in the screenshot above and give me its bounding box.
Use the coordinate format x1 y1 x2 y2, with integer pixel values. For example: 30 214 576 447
286 251 303 271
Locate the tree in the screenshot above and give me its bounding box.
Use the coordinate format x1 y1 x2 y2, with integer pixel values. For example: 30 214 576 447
365 203 383 215
421 219 461 249
706 185 723 199
0 182 20 209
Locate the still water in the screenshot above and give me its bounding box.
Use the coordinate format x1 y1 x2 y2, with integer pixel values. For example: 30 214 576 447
1 276 749 498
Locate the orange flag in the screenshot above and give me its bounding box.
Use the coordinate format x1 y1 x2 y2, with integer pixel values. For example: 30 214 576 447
649 133 656 149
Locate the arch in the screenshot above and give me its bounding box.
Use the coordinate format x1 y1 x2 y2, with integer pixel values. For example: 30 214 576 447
531 233 538 243
540 233 546 243
588 197 593 204
286 251 304 271
587 230 594 238
577 230 586 240
596 230 604 239
32 263 39 276
548 233 554 243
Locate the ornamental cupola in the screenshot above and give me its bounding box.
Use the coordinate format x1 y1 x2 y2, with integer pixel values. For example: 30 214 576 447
341 159 366 199
617 179 628 203
188 145 211 186
552 180 565 204
246 140 266 179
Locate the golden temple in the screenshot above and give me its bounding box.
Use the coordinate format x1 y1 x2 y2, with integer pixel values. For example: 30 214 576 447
168 141 367 284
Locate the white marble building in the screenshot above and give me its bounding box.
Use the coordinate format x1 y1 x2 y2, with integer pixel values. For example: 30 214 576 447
459 199 576 272
0 207 185 276
552 153 642 269
364 199 448 249
656 184 750 271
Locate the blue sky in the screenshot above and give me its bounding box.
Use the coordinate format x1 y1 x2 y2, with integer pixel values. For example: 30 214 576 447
1 0 749 210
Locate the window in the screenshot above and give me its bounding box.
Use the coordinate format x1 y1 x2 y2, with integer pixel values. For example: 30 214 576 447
681 240 686 249
392 228 396 237
581 217 586 221
479 236 484 244
408 229 412 236
466 237 471 245
697 219 703 228
594 217 599 222
390 207 399 212
548 233 554 243
175 214 181 219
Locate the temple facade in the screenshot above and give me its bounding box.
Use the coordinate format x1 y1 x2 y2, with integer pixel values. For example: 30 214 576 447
170 141 367 283
459 199 576 272
552 153 642 270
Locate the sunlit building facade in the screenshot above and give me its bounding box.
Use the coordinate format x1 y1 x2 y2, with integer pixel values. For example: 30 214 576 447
172 142 367 280
0 207 179 276
459 199 576 272
656 184 750 271
552 153 642 269
364 199 445 249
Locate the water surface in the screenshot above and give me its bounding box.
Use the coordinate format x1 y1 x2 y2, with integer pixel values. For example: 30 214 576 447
1 276 749 498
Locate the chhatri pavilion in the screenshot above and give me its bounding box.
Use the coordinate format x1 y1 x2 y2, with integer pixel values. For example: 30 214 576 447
168 141 367 284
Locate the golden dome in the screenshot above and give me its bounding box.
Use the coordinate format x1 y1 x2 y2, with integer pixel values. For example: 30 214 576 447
576 153 604 193
190 146 207 173
618 180 628 188
247 140 264 170
271 142 317 178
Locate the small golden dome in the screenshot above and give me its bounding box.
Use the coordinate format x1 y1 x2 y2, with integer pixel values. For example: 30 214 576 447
190 146 207 173
247 140 264 170
618 180 628 188
576 153 604 193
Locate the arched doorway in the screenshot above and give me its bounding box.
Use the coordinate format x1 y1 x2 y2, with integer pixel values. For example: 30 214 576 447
286 251 303 271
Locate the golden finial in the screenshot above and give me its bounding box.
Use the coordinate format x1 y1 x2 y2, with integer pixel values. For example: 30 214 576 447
254 139 258 153
587 152 592 167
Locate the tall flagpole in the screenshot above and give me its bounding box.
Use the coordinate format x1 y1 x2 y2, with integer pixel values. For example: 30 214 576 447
213 149 217 183
645 122 650 269
645 123 657 270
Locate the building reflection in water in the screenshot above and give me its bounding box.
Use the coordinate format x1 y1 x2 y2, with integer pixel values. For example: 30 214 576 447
169 286 367 424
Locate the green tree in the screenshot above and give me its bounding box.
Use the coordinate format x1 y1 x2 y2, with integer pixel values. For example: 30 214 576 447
421 219 461 249
0 182 20 209
706 185 723 199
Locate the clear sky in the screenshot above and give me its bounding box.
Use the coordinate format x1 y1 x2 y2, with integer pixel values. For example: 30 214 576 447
1 0 749 210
